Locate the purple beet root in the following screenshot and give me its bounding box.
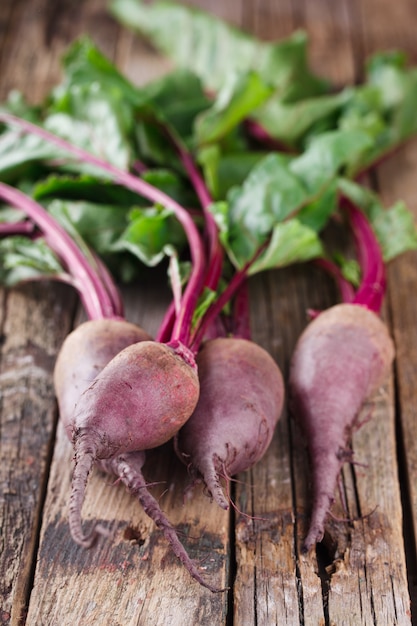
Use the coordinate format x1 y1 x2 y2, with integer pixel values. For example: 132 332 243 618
175 337 284 509
288 303 395 552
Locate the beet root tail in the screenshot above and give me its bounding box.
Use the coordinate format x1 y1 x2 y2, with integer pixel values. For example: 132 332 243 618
68 435 109 548
200 461 230 511
113 452 227 593
300 446 346 554
301 490 335 554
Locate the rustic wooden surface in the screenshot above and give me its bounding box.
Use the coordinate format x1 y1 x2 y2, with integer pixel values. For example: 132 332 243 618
1 0 417 624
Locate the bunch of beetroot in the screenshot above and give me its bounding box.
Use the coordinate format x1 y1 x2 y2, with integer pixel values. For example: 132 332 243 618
0 111 405 592
0 118 285 592
1 7 417 591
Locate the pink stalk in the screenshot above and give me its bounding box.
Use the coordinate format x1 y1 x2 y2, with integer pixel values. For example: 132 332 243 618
0 113 206 347
190 238 269 349
190 261 250 350
0 217 124 318
155 301 176 343
91 251 125 318
176 145 223 291
0 182 118 320
0 220 36 236
341 198 386 313
156 136 224 345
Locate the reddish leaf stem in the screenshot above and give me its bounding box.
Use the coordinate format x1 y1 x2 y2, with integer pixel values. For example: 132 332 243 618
341 198 386 313
0 183 119 319
0 113 206 346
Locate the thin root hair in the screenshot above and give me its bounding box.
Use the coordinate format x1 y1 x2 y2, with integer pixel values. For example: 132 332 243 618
219 464 268 523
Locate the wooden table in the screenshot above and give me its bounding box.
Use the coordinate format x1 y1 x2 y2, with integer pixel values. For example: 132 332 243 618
1 0 417 624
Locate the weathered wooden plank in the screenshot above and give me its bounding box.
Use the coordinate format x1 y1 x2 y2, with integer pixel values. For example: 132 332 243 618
373 138 417 615
242 0 298 39
232 1 342 623
0 3 84 621
353 0 417 63
0 283 77 623
355 0 417 617
302 0 356 85
322 373 410 625
26 431 229 626
295 80 411 626
234 273 304 625
0 0 60 102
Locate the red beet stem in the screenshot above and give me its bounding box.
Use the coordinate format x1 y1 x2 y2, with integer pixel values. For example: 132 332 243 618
0 182 117 319
0 113 206 347
342 199 386 313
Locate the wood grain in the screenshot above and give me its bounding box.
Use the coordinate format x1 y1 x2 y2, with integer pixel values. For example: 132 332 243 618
0 283 77 623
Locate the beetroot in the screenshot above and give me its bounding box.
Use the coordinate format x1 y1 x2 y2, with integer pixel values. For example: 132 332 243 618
289 303 394 551
0 126 224 589
55 338 199 546
289 198 396 553
54 322 228 591
54 318 152 439
175 337 284 509
69 340 199 454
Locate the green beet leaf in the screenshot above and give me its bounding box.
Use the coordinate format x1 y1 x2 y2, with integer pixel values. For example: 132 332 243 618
46 198 131 256
248 219 324 275
194 71 274 146
0 235 65 286
252 88 353 148
197 145 268 200
110 0 328 97
338 178 417 261
290 129 373 191
110 204 187 267
51 36 144 108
